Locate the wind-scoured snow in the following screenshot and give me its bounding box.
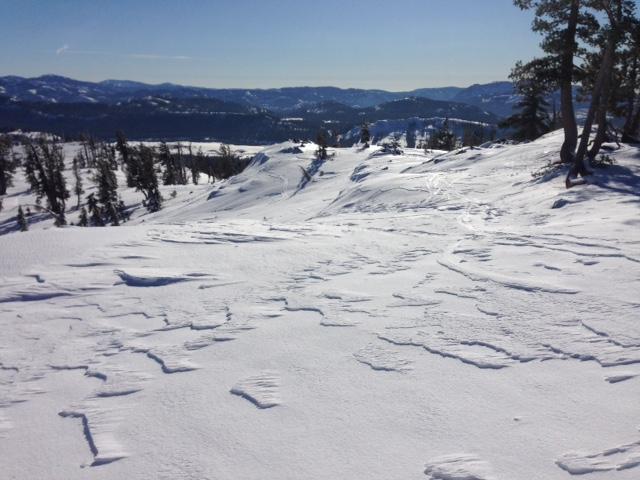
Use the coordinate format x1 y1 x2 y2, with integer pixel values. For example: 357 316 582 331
0 131 639 479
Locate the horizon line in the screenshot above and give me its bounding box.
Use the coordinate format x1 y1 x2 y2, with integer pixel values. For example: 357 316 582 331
0 73 512 93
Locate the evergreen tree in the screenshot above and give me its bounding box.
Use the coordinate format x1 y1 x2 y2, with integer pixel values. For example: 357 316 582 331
174 142 188 185
79 134 98 168
72 157 84 208
216 144 239 178
514 0 599 165
195 148 208 184
360 121 371 147
136 145 163 212
159 142 180 185
405 122 417 148
569 0 637 185
187 143 199 184
78 206 89 227
315 132 328 160
500 68 551 141
618 19 640 142
116 131 139 187
429 118 457 151
23 136 69 226
73 148 87 169
0 134 16 197
381 135 403 155
118 200 130 222
86 193 104 226
17 205 28 232
501 90 551 141
93 155 123 226
462 125 485 147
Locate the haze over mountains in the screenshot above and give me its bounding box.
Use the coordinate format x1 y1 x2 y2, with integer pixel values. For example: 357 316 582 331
0 75 514 143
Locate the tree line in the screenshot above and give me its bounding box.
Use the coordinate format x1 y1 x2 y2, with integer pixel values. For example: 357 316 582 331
0 132 249 231
356 118 496 153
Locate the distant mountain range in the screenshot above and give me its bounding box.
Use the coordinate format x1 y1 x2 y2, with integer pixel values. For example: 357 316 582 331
0 75 517 143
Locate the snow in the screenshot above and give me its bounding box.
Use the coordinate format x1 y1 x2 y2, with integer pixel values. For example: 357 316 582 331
1 130 639 479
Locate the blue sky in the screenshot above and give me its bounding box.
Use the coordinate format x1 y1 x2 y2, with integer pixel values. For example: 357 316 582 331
0 0 543 90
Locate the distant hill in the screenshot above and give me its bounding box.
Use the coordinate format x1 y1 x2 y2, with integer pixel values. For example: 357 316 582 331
0 75 510 143
0 75 515 116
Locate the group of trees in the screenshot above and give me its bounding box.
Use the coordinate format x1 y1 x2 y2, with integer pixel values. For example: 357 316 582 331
359 119 493 153
1 131 248 231
23 136 70 226
508 0 640 186
0 135 16 212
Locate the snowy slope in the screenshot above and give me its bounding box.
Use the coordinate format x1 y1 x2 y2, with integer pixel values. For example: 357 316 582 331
1 131 640 480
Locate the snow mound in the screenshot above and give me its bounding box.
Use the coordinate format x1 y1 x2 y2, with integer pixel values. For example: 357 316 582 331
230 372 280 408
557 441 640 475
425 453 495 480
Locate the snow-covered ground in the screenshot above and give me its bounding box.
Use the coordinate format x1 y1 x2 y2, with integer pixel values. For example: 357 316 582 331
1 131 639 479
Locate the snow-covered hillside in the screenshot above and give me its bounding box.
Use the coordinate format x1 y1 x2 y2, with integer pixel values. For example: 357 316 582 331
1 131 639 480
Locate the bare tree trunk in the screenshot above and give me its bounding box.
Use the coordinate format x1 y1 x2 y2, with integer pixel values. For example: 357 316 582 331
567 6 620 188
567 46 614 186
588 65 617 160
589 109 609 161
560 0 580 165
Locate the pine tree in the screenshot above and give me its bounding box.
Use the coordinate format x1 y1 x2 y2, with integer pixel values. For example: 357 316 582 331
514 0 599 165
159 142 179 185
195 148 208 183
174 142 188 185
315 132 328 160
79 134 98 168
72 156 84 208
569 0 637 186
619 19 640 142
216 144 239 178
360 121 371 147
501 90 551 141
86 193 104 226
500 68 551 141
382 135 403 155
136 145 163 212
23 136 69 226
93 154 122 226
462 125 485 147
187 143 199 185
116 131 138 187
0 134 17 197
78 206 89 227
17 206 28 232
405 122 417 148
429 118 457 151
